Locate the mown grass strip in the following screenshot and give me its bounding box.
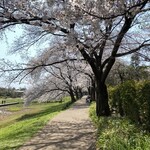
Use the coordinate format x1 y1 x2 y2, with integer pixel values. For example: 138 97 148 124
0 98 71 150
89 103 150 150
0 98 22 104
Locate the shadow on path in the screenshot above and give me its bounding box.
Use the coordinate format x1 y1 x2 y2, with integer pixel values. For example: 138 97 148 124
19 98 96 150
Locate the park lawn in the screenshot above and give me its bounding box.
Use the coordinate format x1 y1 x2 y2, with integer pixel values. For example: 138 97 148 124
0 97 71 150
0 98 23 104
90 103 150 150
0 98 23 113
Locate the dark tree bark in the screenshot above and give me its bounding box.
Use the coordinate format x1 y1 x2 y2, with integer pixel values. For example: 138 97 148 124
95 78 111 116
88 77 96 101
91 77 96 101
74 86 82 100
69 88 76 103
74 89 79 100
78 88 83 99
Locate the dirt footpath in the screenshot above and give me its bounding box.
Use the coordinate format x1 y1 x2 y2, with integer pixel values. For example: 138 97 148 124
19 97 96 150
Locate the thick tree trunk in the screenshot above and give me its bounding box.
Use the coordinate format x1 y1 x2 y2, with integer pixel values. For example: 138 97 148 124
69 89 76 103
75 89 79 100
91 78 96 101
78 88 83 99
95 80 111 116
74 87 82 100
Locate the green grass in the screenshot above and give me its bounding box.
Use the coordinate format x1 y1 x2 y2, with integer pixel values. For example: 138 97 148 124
0 97 71 150
0 98 23 103
89 103 150 150
0 98 23 112
6 106 22 112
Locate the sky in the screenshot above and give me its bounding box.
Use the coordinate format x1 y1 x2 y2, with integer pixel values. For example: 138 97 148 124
0 23 149 89
0 25 51 89
0 40 22 62
0 26 34 89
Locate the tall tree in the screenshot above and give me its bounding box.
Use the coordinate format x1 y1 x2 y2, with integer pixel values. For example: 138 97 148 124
0 0 150 116
24 59 89 104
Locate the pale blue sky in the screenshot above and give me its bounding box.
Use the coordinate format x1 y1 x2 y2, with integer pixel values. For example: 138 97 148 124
0 27 31 88
0 26 23 62
0 25 51 89
0 24 149 88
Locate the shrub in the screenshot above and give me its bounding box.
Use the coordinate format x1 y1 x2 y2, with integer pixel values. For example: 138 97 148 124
109 80 150 131
136 81 150 130
108 85 124 116
109 81 139 122
119 81 139 122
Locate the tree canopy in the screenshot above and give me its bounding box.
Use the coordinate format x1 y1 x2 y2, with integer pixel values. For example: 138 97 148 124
0 0 150 116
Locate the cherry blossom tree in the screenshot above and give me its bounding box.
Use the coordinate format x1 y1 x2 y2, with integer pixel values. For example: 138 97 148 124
0 0 150 116
24 60 89 104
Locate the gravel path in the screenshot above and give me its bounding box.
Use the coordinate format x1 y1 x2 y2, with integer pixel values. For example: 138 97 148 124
19 97 96 150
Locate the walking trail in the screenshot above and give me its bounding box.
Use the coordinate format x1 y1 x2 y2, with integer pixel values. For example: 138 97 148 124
19 97 96 150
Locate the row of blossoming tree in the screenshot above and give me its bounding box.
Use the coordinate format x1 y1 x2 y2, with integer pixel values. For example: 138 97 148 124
0 0 150 116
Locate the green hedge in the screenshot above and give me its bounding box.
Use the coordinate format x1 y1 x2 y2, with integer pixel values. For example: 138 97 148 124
136 81 150 130
109 80 150 131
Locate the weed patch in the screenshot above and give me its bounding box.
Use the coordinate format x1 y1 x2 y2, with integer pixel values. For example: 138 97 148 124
89 103 150 150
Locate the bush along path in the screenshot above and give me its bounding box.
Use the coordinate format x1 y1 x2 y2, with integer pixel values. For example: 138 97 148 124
90 103 150 150
18 97 96 150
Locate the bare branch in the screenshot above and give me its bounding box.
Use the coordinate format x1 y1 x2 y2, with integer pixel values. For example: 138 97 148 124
116 40 150 57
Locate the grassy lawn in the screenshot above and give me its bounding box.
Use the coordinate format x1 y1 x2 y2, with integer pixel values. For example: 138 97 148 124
0 98 23 104
0 97 71 150
90 103 150 150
